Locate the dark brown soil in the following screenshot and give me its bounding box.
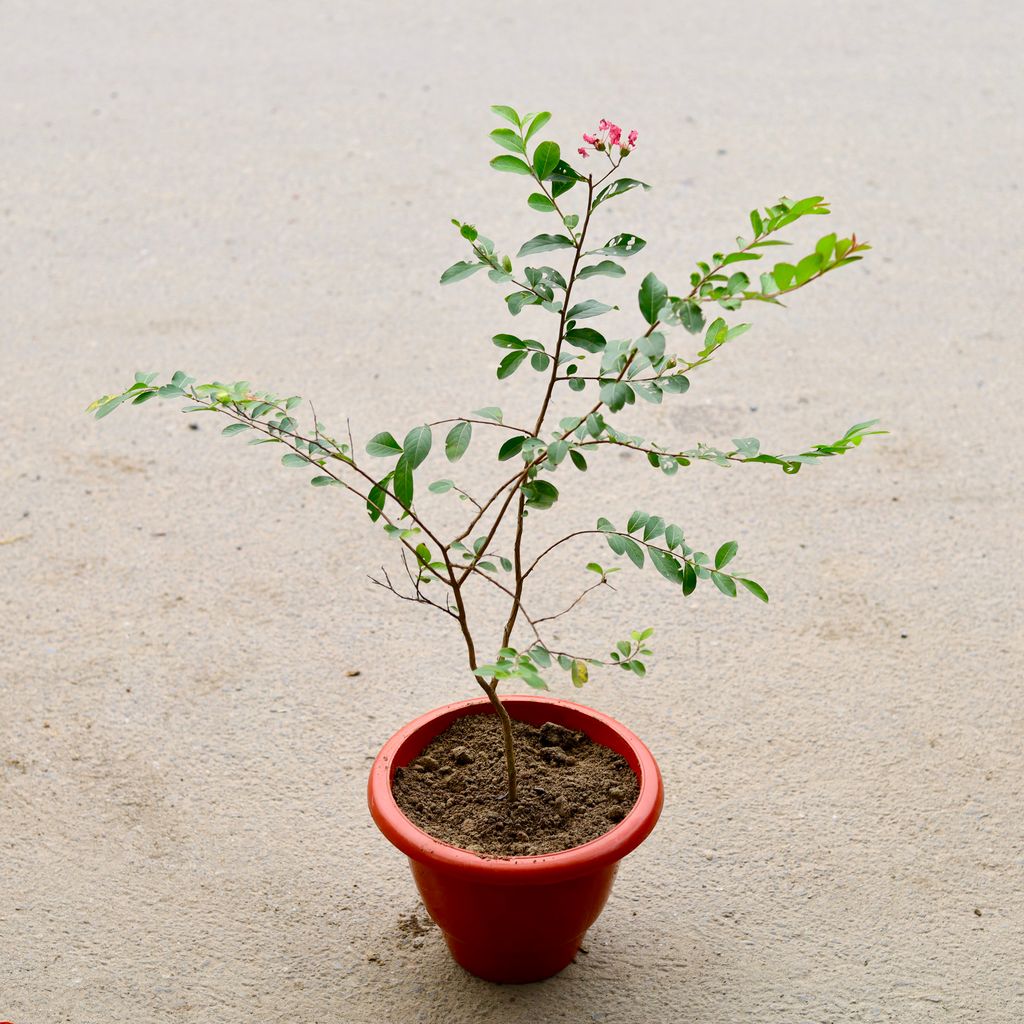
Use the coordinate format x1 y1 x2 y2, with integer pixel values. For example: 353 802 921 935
392 715 639 857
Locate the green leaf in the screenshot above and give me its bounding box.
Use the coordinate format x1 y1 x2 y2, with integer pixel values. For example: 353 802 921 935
650 548 684 584
715 541 738 568
402 426 432 470
533 141 561 180
590 233 646 258
638 272 668 325
599 381 631 412
622 538 645 569
739 578 769 603
498 435 526 461
366 478 388 521
489 127 526 154
643 515 666 541
699 317 730 356
665 524 684 549
637 332 665 361
517 233 575 257
366 431 403 458
795 253 823 285
523 479 559 509
497 350 528 379
445 421 472 462
682 562 697 596
569 449 588 471
490 104 520 126
310 476 337 487
566 299 615 320
565 327 606 352
221 422 250 436
592 177 651 210
393 456 414 508
722 252 760 266
524 111 551 143
546 439 568 465
548 159 585 197
773 262 796 289
530 644 552 668
429 479 454 493
627 510 648 533
677 300 705 334
726 272 750 295
505 290 537 316
490 155 532 175
660 375 690 394
473 407 503 422
281 453 306 467
440 261 485 285
578 260 626 280
815 233 837 263
527 192 556 213
492 333 524 349
711 571 737 597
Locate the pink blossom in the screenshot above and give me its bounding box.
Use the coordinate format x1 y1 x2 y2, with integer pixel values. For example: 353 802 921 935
579 118 639 161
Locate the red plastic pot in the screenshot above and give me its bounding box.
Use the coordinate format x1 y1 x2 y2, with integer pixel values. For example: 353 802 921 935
367 694 663 983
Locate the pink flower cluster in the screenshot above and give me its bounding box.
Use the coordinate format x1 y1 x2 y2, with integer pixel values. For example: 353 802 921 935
578 119 638 159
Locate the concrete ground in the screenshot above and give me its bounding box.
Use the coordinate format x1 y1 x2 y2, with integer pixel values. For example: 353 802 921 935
2 1 1021 1021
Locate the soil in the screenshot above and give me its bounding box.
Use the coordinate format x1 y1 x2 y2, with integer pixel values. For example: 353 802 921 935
391 715 640 857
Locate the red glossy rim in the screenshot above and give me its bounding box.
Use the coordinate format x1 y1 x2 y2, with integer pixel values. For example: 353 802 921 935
367 694 664 884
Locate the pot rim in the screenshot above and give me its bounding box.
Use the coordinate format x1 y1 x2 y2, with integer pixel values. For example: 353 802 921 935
367 694 663 883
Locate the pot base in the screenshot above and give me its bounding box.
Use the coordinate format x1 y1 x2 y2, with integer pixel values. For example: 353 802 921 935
443 930 582 984
409 855 619 984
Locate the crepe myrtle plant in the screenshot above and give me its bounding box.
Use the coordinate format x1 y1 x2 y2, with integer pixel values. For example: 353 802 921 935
89 106 884 803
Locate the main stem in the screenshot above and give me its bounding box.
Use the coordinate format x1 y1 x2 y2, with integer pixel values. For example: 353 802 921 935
446 548 519 802
475 173 597 803
447 158 623 805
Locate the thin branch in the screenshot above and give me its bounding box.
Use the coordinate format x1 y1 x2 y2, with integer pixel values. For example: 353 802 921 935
521 528 749 585
427 416 533 436
191 394 453 587
368 565 458 619
534 577 611 625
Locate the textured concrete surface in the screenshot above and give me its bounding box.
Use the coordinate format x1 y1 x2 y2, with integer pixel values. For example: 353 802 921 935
2 2 1022 1021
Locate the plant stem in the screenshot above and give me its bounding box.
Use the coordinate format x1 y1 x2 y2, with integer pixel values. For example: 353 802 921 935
445 548 519 802
489 687 518 804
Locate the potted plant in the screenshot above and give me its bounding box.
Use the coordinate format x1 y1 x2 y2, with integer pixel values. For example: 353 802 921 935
88 106 883 983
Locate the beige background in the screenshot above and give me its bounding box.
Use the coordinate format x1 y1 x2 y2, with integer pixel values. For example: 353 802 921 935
2 1 1022 1021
